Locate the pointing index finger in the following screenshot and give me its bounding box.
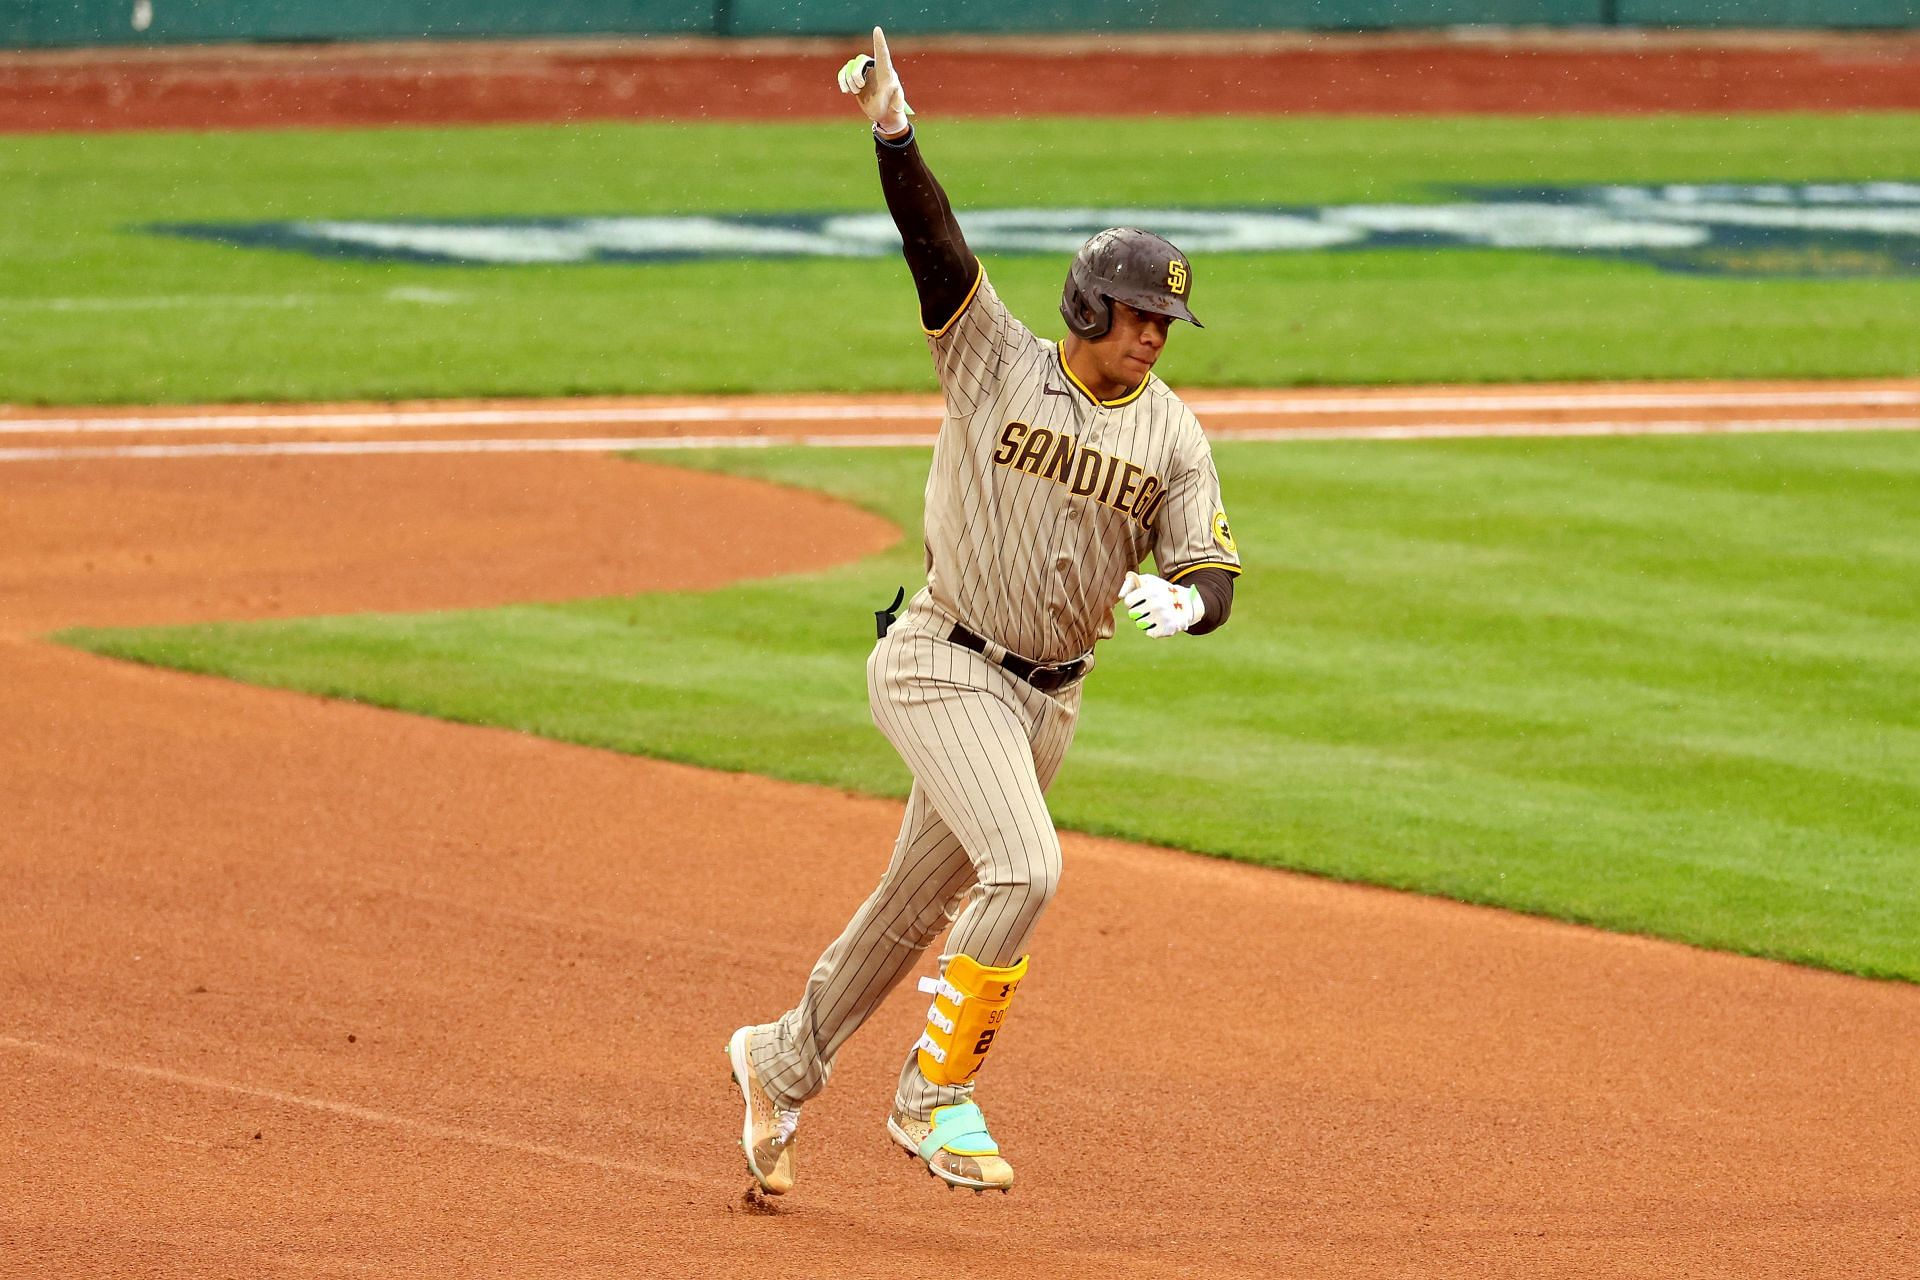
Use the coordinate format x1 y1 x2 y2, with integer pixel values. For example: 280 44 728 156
872 26 891 70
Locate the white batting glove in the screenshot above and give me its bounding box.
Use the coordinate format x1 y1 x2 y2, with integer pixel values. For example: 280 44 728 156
1121 571 1204 639
836 26 914 138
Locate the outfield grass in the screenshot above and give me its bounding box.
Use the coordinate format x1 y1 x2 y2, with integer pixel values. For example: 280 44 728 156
63 433 1920 981
3 112 1918 402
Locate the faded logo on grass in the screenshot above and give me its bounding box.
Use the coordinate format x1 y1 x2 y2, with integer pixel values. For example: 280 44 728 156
150 183 1920 276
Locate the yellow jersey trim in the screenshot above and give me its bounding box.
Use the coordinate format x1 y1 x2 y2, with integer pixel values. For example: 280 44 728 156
924 262 986 338
1055 342 1150 409
1167 561 1242 583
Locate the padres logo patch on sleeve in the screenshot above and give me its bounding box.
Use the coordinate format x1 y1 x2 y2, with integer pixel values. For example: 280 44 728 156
1212 511 1235 553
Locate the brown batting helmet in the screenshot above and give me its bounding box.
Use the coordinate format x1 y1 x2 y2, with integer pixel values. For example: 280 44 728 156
1059 227 1203 340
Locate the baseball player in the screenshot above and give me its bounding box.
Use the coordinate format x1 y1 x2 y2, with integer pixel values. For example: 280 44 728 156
727 26 1240 1196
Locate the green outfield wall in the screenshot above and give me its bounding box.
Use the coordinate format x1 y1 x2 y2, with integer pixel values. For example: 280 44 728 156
0 1 708 48
722 1 1603 36
3 0 1914 48
1615 0 1916 24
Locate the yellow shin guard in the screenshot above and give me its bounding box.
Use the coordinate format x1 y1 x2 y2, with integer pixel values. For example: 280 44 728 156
914 953 1028 1087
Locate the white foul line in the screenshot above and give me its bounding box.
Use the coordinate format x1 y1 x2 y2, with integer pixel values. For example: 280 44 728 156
3 387 1918 436
0 1033 678 1183
1212 416 1920 442
0 433 934 462
11 404 1231 436
3 418 1918 463
0 404 930 435
1200 388 1920 414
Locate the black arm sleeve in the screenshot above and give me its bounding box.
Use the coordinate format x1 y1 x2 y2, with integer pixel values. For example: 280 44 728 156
1186 568 1236 637
875 126 979 332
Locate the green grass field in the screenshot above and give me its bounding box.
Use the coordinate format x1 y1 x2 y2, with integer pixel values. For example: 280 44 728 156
3 112 1918 403
64 433 1920 981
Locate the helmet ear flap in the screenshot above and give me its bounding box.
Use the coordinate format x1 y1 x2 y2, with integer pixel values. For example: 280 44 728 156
1059 271 1112 340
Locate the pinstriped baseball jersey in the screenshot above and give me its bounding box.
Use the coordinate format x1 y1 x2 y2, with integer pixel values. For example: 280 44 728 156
924 268 1241 664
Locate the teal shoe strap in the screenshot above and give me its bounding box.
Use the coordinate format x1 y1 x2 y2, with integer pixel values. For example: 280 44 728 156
920 1102 999 1159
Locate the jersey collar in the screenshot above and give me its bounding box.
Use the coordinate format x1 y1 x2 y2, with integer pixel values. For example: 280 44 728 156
1055 342 1150 409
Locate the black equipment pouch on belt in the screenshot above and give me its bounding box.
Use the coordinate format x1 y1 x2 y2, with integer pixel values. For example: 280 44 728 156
874 585 906 639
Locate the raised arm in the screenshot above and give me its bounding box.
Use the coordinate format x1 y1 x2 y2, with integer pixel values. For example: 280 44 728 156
838 27 979 333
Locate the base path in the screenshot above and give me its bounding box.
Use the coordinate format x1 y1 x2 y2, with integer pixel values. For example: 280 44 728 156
2 395 1917 1277
4 31 1920 132
4 378 1919 461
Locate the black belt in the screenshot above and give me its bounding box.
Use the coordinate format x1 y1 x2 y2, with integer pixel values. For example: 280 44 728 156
948 624 1089 694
